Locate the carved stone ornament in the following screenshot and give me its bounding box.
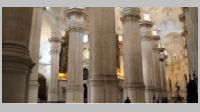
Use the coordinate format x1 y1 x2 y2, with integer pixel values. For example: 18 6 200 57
65 8 87 33
139 20 153 28
49 37 62 54
121 7 140 23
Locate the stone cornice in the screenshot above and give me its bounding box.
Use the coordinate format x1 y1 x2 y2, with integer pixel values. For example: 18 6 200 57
121 7 140 23
141 35 152 41
125 82 145 88
139 20 153 28
151 35 160 41
49 37 62 43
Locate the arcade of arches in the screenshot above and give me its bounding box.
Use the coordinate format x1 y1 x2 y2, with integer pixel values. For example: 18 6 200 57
2 7 198 103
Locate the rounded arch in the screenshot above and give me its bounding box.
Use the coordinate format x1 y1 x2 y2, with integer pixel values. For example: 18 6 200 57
158 19 183 39
163 32 186 64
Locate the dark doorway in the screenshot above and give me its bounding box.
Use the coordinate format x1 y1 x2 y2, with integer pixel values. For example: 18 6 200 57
83 83 88 103
38 73 47 103
83 68 89 80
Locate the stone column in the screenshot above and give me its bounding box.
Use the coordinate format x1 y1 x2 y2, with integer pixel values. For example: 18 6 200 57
48 28 62 102
159 48 168 97
121 8 145 103
151 35 162 97
2 7 34 103
88 8 119 103
139 20 154 103
179 7 198 75
65 8 86 103
28 8 43 103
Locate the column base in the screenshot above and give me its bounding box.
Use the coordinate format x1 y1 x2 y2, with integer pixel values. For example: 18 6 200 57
66 85 84 103
144 86 155 103
88 75 119 103
154 87 163 97
2 43 34 103
28 80 39 103
125 82 145 103
48 90 59 102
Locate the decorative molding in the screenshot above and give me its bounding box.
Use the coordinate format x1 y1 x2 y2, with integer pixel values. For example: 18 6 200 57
121 7 140 23
51 32 62 38
141 35 152 41
151 35 160 41
125 82 145 89
65 8 86 20
49 37 62 54
88 74 119 87
66 85 84 92
68 24 84 33
139 20 153 28
65 8 86 33
3 43 34 70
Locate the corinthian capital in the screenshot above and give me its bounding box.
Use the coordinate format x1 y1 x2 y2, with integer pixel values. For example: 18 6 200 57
49 37 62 54
121 7 140 23
65 8 87 33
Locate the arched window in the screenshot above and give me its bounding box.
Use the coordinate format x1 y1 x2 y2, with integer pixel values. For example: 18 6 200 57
83 48 89 60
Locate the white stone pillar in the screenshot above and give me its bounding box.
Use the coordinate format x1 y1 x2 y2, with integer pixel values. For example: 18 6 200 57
139 20 154 103
88 8 119 103
159 48 168 96
121 8 145 103
65 8 86 103
2 7 34 103
151 35 162 97
28 8 43 103
180 8 198 75
48 30 62 102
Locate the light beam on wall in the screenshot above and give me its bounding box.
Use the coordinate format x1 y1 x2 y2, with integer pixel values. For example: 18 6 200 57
152 30 158 36
143 13 150 21
83 34 88 43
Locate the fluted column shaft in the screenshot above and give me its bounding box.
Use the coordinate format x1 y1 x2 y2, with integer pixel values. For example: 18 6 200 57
28 8 43 103
65 8 86 103
139 20 154 103
121 8 145 103
88 8 119 103
2 7 34 103
151 35 162 96
48 32 62 102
